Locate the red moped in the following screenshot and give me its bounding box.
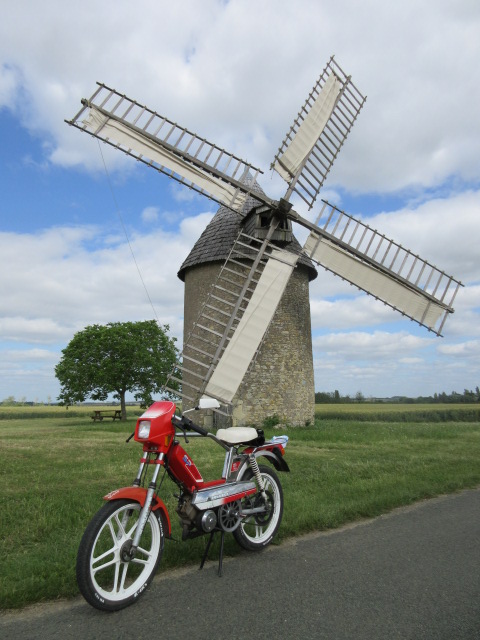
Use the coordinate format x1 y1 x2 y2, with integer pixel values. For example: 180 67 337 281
76 398 289 611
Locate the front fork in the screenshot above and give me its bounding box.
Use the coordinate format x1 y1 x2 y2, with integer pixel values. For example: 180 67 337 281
128 453 163 558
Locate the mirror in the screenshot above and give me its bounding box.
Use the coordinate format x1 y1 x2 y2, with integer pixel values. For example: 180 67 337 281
197 397 221 410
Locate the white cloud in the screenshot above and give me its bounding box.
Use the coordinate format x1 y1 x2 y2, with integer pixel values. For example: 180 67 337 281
313 331 431 359
0 215 211 346
312 330 480 397
0 317 72 344
310 296 398 331
0 347 61 401
141 206 159 223
2 347 58 363
437 339 480 359
179 212 214 241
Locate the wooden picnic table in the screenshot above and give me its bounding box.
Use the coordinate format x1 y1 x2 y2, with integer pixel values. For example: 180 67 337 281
91 409 122 422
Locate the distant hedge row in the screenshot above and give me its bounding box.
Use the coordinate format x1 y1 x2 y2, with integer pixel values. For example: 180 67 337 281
0 407 141 421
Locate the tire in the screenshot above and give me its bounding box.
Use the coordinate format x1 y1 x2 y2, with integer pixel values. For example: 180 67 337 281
76 499 164 611
233 465 283 551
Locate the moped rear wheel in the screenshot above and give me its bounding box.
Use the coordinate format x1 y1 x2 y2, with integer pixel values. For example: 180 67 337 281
76 499 164 611
233 465 283 551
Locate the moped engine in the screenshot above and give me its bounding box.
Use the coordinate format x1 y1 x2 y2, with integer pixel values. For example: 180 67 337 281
197 509 217 533
176 480 255 539
176 495 217 538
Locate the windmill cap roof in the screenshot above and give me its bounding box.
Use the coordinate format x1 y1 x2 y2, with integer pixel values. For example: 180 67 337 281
177 182 318 282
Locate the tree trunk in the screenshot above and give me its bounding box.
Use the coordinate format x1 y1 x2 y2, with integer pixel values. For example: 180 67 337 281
120 391 127 421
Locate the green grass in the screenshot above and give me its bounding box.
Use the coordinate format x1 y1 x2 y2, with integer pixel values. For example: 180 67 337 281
1 405 480 610
315 402 480 422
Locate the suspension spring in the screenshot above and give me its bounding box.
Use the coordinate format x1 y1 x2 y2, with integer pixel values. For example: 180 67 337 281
249 454 265 492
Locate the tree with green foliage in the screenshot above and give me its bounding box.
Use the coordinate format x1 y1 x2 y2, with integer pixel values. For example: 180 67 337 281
55 321 178 419
355 391 365 403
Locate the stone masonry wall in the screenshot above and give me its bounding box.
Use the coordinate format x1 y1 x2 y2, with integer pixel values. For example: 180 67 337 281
183 261 315 427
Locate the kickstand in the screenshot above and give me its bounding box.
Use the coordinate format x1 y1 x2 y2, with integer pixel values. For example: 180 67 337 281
199 530 225 577
218 531 225 577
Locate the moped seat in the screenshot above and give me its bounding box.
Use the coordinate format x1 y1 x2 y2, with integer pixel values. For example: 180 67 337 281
216 427 258 445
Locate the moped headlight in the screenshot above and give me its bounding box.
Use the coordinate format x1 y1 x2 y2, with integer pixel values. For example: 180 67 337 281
137 420 151 439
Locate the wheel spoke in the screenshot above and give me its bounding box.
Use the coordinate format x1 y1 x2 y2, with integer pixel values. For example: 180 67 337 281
131 557 149 566
112 560 121 594
113 513 127 539
92 554 118 573
107 519 121 543
119 510 131 536
92 546 117 568
125 519 139 538
135 544 152 559
118 562 129 593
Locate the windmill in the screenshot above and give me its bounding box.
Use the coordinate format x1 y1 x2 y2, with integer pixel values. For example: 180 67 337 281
175 179 318 427
67 55 462 426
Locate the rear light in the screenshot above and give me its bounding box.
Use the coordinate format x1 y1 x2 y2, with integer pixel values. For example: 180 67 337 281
137 420 151 439
271 435 289 454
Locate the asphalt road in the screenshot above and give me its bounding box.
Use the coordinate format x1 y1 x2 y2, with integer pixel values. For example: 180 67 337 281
1 488 479 640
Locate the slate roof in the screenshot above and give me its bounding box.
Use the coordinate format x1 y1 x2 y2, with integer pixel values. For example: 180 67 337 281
177 181 317 282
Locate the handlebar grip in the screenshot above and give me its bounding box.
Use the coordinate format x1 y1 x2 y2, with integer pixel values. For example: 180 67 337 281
172 414 209 436
186 418 209 436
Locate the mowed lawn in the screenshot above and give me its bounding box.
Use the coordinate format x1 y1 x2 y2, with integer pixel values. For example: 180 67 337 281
1 404 479 609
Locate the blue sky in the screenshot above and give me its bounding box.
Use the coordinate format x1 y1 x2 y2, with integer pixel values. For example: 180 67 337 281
1 0 480 402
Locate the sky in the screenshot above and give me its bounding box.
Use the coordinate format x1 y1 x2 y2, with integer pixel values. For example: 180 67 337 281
1 0 479 402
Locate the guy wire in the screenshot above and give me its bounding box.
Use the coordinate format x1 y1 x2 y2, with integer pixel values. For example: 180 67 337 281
97 140 159 322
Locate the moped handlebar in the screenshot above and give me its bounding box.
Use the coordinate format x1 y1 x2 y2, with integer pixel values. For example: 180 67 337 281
172 414 209 437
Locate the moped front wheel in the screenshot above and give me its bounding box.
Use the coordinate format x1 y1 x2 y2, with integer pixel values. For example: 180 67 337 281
233 465 283 551
76 499 164 611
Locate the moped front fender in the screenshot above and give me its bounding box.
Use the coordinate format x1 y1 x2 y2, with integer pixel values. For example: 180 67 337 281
103 487 172 537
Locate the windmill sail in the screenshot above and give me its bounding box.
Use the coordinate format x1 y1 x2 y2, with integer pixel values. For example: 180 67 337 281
301 201 462 336
67 83 272 213
272 56 366 209
204 248 297 402
273 73 342 182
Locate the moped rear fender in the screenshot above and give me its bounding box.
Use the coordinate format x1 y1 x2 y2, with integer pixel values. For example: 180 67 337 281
237 447 290 478
103 487 172 537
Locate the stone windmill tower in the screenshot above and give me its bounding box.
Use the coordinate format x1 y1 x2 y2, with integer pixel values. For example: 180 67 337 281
177 181 317 427
69 56 462 427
